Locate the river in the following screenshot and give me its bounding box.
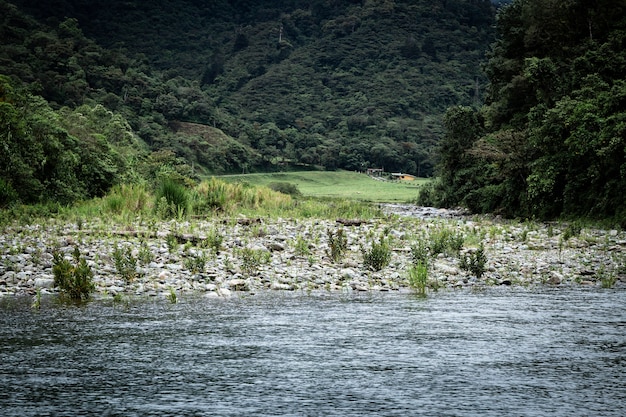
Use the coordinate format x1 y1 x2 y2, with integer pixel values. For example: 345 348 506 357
1 287 625 416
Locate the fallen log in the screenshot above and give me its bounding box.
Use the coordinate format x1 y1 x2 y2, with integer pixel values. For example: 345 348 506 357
336 218 367 226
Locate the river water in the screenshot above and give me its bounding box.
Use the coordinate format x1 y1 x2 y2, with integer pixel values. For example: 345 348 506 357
1 288 625 416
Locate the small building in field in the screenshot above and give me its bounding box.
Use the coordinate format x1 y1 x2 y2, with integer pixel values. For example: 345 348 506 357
367 168 384 176
391 173 416 181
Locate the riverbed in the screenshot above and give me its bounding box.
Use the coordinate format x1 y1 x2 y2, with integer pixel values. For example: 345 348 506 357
1 287 624 416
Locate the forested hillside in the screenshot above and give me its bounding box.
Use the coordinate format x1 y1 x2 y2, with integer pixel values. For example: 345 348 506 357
421 0 626 222
1 0 497 205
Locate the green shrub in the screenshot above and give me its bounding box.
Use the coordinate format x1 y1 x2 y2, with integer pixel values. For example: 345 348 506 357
202 228 224 254
112 245 137 282
408 262 429 296
562 221 583 241
156 179 189 218
138 241 154 265
326 228 348 263
238 247 268 275
52 247 95 301
411 239 430 266
295 234 310 256
195 178 227 212
0 178 19 208
268 182 301 197
362 235 392 271
459 243 487 278
184 251 208 274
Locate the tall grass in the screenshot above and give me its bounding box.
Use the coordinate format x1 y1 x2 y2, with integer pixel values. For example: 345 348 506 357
156 180 189 218
194 178 293 216
2 175 385 227
103 183 152 215
408 262 429 296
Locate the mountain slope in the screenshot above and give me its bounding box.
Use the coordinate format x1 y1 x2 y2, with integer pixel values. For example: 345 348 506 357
3 0 496 183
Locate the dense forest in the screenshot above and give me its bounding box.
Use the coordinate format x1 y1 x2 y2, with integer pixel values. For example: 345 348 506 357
1 0 497 206
420 0 626 222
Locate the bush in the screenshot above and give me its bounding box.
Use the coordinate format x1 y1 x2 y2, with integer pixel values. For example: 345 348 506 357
112 245 137 282
155 179 190 218
202 228 224 254
362 235 392 271
459 243 487 278
238 247 269 275
0 178 18 208
267 182 301 197
326 228 348 263
195 177 227 212
183 251 208 274
103 184 152 215
52 247 95 301
411 239 430 266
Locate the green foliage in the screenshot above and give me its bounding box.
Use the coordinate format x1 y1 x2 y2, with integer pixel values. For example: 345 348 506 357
425 0 626 222
167 287 178 304
155 180 189 219
183 251 207 274
413 228 465 259
238 247 268 275
459 243 488 278
361 235 392 272
52 247 95 301
202 228 224 255
0 178 18 208
411 239 430 266
0 0 498 183
138 241 154 265
103 184 152 215
165 233 178 252
598 266 617 289
267 182 301 197
294 235 310 257
562 221 583 241
408 262 429 296
194 178 227 212
326 228 348 263
112 245 137 282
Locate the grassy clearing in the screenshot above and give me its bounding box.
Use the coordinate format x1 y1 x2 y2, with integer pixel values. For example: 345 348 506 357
0 176 387 229
218 170 428 203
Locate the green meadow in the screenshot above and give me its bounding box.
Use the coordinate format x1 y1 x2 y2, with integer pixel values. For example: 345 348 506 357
218 170 427 203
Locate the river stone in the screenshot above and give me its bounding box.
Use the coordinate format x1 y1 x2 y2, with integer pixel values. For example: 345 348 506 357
340 268 356 279
351 282 370 291
218 287 232 297
435 263 459 275
271 282 293 290
34 277 55 289
108 286 126 294
548 271 563 285
267 242 285 252
227 278 249 291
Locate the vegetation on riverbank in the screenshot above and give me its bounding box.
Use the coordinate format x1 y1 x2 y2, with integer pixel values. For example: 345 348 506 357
1 174 625 303
421 0 626 222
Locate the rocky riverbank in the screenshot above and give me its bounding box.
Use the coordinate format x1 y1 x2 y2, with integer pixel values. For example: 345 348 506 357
1 205 625 299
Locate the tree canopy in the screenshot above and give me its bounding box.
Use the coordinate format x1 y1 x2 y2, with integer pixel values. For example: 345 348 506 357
422 0 626 222
1 0 497 205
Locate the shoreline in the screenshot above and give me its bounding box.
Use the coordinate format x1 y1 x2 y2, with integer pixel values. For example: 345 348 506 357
1 206 625 300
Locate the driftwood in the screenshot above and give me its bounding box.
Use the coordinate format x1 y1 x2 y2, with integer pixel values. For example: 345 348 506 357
78 229 205 245
336 218 367 226
222 218 262 226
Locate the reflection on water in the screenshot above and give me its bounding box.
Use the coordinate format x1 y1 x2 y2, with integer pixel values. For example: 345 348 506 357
1 288 625 416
